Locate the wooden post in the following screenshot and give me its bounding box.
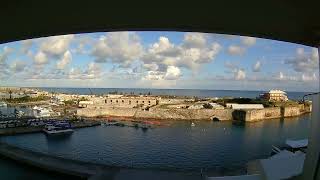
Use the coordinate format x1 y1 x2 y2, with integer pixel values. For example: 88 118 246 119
302 47 320 179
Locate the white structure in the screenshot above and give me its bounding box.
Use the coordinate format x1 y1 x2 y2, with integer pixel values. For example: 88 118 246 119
209 103 224 109
79 101 94 108
188 104 204 109
33 106 51 118
260 89 288 102
226 103 264 110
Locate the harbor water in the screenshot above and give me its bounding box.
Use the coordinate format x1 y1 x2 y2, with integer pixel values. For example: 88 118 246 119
0 114 310 176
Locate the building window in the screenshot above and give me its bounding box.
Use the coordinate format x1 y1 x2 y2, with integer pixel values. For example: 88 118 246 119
116 100 118 103
148 101 151 103
136 101 138 103
110 100 112 103
122 100 124 103
129 100 131 104
142 101 144 103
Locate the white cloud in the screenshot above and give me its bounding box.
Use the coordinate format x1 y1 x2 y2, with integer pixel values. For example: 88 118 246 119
33 51 48 65
285 48 319 73
142 33 221 72
84 62 102 79
56 50 72 69
235 69 246 80
11 60 27 73
91 32 143 67
20 39 33 54
164 66 181 80
241 36 256 46
69 67 82 79
40 35 74 58
183 33 207 48
143 66 181 81
301 73 317 81
252 61 261 72
0 46 13 63
227 45 246 56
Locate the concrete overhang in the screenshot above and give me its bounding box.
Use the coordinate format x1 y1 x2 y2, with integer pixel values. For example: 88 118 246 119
1 1 320 47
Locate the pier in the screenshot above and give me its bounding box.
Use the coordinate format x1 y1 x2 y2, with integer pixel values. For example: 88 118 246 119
0 142 202 180
0 120 101 136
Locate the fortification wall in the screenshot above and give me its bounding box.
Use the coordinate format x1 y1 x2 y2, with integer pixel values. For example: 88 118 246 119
135 108 233 121
77 103 311 122
77 107 233 120
233 104 311 122
77 107 137 117
283 105 303 117
244 107 281 122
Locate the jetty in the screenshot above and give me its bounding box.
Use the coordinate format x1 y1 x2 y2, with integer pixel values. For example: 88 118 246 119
0 142 202 180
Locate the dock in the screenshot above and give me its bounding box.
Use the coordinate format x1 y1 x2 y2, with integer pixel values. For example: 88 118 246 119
0 142 202 180
0 120 101 136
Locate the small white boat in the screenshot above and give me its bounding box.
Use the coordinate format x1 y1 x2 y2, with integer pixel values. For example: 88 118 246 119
0 102 7 107
43 125 73 135
191 122 195 127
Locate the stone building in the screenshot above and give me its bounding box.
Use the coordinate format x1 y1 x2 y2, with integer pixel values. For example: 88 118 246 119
104 96 157 108
260 90 288 102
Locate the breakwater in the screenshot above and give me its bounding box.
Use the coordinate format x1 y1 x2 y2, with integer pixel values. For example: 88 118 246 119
77 104 311 122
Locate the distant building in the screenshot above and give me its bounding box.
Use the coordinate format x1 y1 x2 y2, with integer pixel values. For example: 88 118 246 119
188 104 204 109
208 103 225 109
79 101 94 108
104 97 157 108
260 90 288 102
226 103 264 110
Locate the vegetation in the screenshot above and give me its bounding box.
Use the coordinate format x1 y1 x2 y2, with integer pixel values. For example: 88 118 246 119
5 95 50 103
64 100 77 106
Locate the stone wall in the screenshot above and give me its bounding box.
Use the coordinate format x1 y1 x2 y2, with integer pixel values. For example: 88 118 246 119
233 104 311 122
77 106 233 121
77 103 312 122
233 107 281 122
283 105 302 117
136 108 233 121
77 107 137 117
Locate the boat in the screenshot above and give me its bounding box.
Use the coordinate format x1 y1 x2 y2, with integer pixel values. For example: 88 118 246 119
101 120 119 126
43 122 73 135
0 102 7 107
43 125 74 135
271 139 308 155
191 122 195 127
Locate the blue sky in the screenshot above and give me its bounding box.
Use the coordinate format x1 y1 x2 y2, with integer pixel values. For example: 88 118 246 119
0 31 318 92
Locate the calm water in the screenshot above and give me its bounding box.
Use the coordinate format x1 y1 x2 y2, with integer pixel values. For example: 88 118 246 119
0 114 310 174
41 88 312 100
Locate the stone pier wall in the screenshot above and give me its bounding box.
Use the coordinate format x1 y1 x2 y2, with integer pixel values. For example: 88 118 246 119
233 104 312 122
136 108 233 121
77 103 312 122
77 107 233 121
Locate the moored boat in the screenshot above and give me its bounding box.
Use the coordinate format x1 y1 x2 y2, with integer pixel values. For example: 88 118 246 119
43 122 73 135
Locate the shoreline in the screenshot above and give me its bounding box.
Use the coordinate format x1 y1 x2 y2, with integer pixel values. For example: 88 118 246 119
0 120 100 136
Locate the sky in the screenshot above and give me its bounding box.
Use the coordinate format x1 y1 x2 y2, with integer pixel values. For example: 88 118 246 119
0 31 318 92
